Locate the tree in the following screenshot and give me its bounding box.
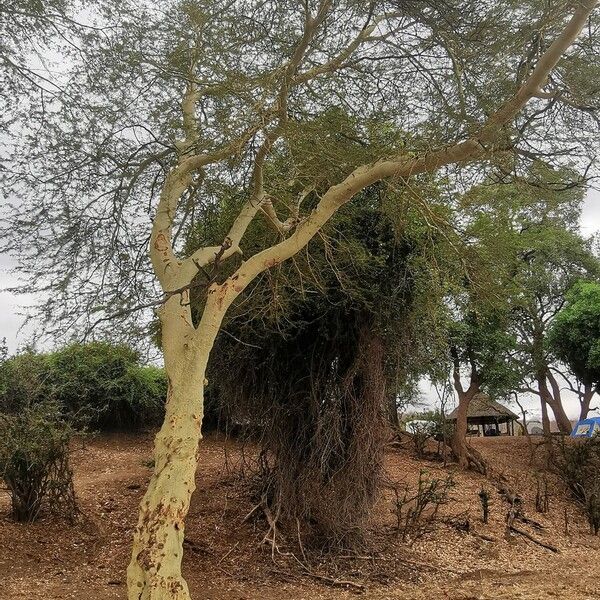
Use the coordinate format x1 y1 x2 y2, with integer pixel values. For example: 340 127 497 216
458 164 600 434
131 6 600 596
200 179 453 547
2 2 599 598
549 281 600 419
0 1 94 133
448 307 517 469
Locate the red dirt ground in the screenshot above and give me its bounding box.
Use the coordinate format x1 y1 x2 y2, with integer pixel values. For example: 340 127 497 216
1 434 599 599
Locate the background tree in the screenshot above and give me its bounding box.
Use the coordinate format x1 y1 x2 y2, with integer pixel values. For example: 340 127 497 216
548 281 600 419
0 0 97 141
458 165 600 434
447 305 517 469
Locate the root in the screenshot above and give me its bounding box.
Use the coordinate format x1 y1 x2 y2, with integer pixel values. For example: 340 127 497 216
464 444 488 475
508 525 558 552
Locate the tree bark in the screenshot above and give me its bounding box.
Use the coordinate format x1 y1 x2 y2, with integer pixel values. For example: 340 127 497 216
579 382 595 421
450 389 473 468
540 394 551 437
127 295 226 600
450 353 480 469
387 394 401 429
544 370 573 434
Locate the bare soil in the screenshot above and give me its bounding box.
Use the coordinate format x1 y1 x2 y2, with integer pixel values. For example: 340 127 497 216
0 434 599 599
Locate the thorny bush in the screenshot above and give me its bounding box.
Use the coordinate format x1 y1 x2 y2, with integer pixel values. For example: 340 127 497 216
391 470 455 542
553 436 600 535
0 401 77 522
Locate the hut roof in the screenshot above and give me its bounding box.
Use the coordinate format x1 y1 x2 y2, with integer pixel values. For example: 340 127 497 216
446 392 519 421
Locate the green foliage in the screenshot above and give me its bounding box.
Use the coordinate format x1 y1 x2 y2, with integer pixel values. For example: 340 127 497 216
0 348 49 412
405 409 454 444
0 342 167 431
0 401 76 522
448 308 519 397
194 178 457 409
45 342 167 430
549 281 600 388
188 177 457 546
455 166 600 392
1 0 599 354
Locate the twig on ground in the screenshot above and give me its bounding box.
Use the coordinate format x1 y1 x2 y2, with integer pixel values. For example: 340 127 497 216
217 541 240 564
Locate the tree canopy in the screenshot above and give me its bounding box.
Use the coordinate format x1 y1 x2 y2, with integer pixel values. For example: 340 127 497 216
549 280 600 390
2 1 600 345
2 1 600 598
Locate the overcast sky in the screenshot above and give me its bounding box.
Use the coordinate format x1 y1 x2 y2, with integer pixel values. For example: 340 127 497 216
1 189 599 418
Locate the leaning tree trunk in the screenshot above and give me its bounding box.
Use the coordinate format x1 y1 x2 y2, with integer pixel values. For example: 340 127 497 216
449 373 487 474
449 389 486 474
540 395 551 437
580 383 595 421
127 294 226 600
450 390 473 469
550 399 573 434
540 371 572 434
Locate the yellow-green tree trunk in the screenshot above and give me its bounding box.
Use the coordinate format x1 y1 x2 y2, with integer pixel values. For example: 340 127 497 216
127 294 224 600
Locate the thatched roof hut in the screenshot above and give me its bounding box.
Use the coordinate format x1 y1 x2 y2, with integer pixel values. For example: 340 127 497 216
446 392 519 435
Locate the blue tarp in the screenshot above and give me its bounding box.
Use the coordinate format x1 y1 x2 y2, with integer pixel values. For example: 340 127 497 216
571 417 600 438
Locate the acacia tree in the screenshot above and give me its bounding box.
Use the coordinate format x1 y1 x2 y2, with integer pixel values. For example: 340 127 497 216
2 1 600 598
131 6 598 597
513 226 599 433
0 0 103 144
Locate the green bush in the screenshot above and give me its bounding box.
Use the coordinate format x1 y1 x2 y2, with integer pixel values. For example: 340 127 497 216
0 348 48 413
45 342 167 430
0 342 167 431
0 402 77 522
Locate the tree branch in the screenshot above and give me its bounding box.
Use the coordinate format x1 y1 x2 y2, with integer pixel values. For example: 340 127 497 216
199 0 598 322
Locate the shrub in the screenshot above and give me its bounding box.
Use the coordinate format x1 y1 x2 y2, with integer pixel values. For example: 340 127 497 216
554 436 600 535
407 421 436 457
391 471 454 541
0 402 77 522
45 342 167 430
0 348 48 413
404 410 454 458
0 342 167 431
